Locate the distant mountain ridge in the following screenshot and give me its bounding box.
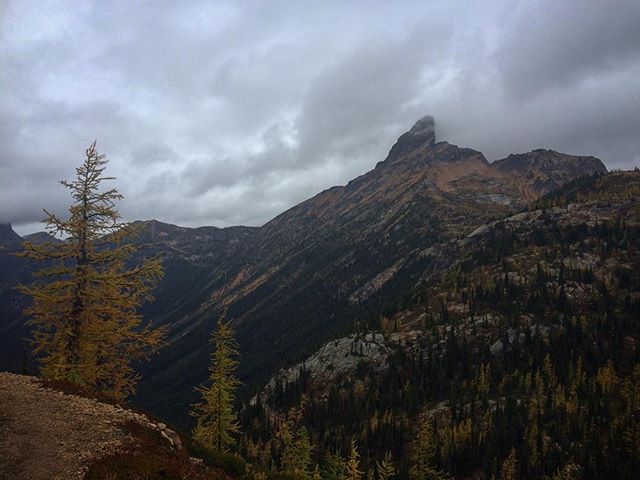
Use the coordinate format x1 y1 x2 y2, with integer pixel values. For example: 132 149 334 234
0 116 607 428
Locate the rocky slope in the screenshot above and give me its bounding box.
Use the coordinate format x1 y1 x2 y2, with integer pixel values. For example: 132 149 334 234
258 170 640 407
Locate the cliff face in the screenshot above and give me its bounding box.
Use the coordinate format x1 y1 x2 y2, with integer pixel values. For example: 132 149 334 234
492 149 607 199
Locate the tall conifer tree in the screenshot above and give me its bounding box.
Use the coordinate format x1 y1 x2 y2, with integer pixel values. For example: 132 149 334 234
19 141 164 399
191 315 241 452
409 413 451 480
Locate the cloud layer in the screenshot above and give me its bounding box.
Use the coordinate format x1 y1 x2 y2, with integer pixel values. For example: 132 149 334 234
2 0 639 234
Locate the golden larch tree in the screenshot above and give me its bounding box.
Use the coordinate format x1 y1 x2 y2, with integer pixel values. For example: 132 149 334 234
346 439 363 480
191 315 241 452
376 451 396 480
500 447 518 480
18 141 165 400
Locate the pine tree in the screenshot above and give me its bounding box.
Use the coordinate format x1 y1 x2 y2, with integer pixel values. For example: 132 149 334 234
191 315 241 452
376 451 396 480
346 439 363 480
18 141 164 399
409 413 451 480
323 450 347 480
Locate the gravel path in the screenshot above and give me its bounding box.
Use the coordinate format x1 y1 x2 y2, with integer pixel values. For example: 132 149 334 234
0 372 148 480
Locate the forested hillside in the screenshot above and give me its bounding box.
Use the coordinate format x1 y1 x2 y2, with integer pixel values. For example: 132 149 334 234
242 171 640 479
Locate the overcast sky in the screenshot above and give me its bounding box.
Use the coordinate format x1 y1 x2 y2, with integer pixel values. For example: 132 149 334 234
2 0 639 235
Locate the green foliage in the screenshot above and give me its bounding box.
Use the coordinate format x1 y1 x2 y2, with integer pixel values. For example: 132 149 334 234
323 450 347 480
277 398 315 479
187 439 247 477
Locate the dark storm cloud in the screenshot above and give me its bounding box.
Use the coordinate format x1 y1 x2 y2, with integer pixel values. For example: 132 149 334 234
1 0 639 235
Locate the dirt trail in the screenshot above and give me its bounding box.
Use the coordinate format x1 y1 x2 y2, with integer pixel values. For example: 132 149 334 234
0 372 141 480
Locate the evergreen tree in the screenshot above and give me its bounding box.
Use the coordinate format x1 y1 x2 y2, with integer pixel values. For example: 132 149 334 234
191 315 241 452
280 425 312 479
409 414 450 480
18 141 164 399
376 451 396 480
323 450 347 480
277 398 313 478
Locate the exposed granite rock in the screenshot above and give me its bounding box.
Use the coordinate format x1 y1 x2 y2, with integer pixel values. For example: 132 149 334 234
258 330 428 403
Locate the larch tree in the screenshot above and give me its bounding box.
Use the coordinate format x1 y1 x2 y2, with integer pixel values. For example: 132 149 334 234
500 447 518 480
376 451 396 480
18 141 165 400
277 397 313 479
191 315 241 452
543 460 580 480
409 413 451 480
346 439 363 480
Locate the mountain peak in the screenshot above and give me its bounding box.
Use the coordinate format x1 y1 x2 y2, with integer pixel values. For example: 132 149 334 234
382 115 436 165
0 223 22 249
408 115 435 140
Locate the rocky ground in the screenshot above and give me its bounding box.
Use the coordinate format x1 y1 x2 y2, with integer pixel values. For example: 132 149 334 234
0 372 196 480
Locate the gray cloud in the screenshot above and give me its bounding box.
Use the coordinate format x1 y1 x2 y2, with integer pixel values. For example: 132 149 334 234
497 0 640 100
1 0 639 235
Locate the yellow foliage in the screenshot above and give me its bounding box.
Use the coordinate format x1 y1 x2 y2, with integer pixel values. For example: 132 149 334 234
18 141 164 400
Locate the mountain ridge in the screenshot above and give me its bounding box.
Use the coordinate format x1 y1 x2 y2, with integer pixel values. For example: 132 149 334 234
0 116 609 429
